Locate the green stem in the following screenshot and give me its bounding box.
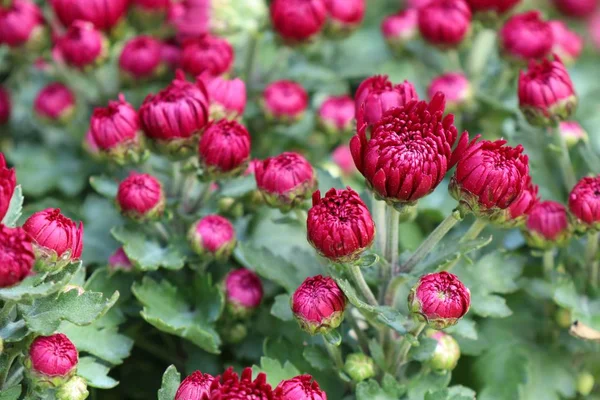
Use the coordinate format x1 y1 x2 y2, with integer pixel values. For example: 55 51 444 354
394 322 427 377
243 32 260 84
349 264 378 306
460 218 488 243
587 232 599 288
154 222 170 242
543 250 554 278
380 206 399 303
373 198 387 254
347 312 370 354
323 336 344 370
398 210 462 273
556 125 577 191
294 209 307 226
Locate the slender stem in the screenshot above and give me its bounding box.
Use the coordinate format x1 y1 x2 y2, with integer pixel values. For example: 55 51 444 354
373 198 387 254
394 322 427 377
349 264 378 306
460 218 488 243
587 232 599 288
294 209 307 226
154 222 170 242
190 181 214 213
543 250 555 278
323 336 344 370
347 312 369 354
398 210 461 273
556 125 577 191
380 206 399 303
243 33 260 84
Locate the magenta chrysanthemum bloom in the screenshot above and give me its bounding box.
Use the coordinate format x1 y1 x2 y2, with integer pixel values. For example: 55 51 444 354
0 152 16 222
558 121 588 147
34 83 75 123
354 75 391 114
203 75 246 120
55 21 107 69
318 95 355 135
550 21 583 65
569 175 600 231
500 11 552 62
332 145 357 176
0 86 10 125
139 71 210 156
518 56 577 126
175 370 215 400
524 201 571 249
27 334 78 387
50 0 128 31
224 268 264 316
0 0 44 48
291 275 347 335
210 367 274 400
119 36 164 80
198 120 251 179
161 38 182 70
270 0 327 43
381 10 418 52
418 0 472 47
449 139 530 221
254 152 317 211
351 93 469 205
427 72 472 112
188 215 236 261
408 271 470 329
262 80 308 124
23 208 84 268
117 172 165 221
466 0 520 13
0 225 35 288
324 0 365 36
108 247 133 272
181 35 234 78
506 176 539 226
553 0 597 18
307 188 375 263
275 375 327 400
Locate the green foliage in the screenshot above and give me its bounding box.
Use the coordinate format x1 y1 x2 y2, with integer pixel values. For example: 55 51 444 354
252 357 301 387
157 365 181 400
1 185 23 227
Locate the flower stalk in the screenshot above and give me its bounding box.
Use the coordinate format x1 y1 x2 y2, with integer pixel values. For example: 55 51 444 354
587 231 599 288
349 263 378 306
394 322 426 377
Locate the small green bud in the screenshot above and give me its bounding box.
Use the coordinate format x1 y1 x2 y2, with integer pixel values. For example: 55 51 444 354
425 330 461 372
56 376 89 400
344 353 376 382
577 372 595 396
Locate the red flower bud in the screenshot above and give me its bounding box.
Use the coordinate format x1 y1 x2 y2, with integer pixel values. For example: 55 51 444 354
356 76 418 128
381 10 418 52
181 35 234 78
27 334 78 387
88 94 145 164
450 139 530 221
34 83 75 123
500 11 552 62
0 152 16 222
23 208 84 268
569 175 600 231
224 268 264 316
550 21 583 65
308 188 375 262
210 367 274 400
274 375 327 400
558 121 588 147
198 120 251 178
324 0 365 37
418 0 472 47
506 176 539 226
139 71 210 156
203 75 246 120
262 80 308 123
0 86 10 125
408 271 470 329
351 93 468 204
119 36 164 80
292 275 347 335
188 215 236 260
50 0 128 31
175 371 215 400
270 0 327 43
524 201 571 249
55 21 107 69
553 0 597 18
117 172 165 221
133 0 170 11
161 38 182 70
318 95 355 135
0 0 44 48
0 225 35 288
255 152 317 211
466 0 520 13
427 72 472 112
518 56 577 126
108 247 133 272
332 145 357 176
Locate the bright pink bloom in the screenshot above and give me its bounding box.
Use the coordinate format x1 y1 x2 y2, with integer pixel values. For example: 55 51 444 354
500 11 552 61
23 208 84 260
55 20 106 69
262 80 308 123
466 0 520 13
332 145 357 176
270 0 327 42
553 0 597 18
292 275 347 335
167 1 209 41
188 214 236 260
50 0 128 31
525 201 570 249
210 368 274 400
324 0 365 32
198 120 251 178
29 334 78 378
116 172 165 221
0 0 44 48
356 77 418 128
224 268 264 312
275 375 327 400
418 0 472 47
175 371 215 400
427 72 471 111
119 36 164 80
0 153 16 222
507 176 539 224
549 21 583 64
381 10 418 49
0 225 35 288
0 86 10 125
318 95 355 134
34 83 75 121
203 75 246 119
161 38 182 70
569 175 600 230
133 0 170 11
108 247 132 272
181 35 234 78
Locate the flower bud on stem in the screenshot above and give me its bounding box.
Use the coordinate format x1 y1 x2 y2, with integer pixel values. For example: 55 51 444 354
322 335 344 370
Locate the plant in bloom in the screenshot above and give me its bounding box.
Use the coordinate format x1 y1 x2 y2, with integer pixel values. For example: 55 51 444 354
427 72 472 112
518 56 577 126
450 139 530 221
55 21 107 69
351 93 468 205
26 333 78 388
23 208 84 270
381 10 418 53
203 75 246 120
307 188 375 263
224 268 264 317
119 36 165 81
505 176 539 227
291 275 347 335
188 215 237 261
175 370 215 400
553 0 597 18
417 0 472 48
425 330 461 371
198 120 251 179
210 367 274 399
523 201 571 249
408 271 471 329
0 86 10 125
50 0 129 31
108 247 133 272
500 11 552 62
34 83 75 124
274 375 327 400
262 80 309 124
0 0 44 49
558 121 588 147
318 95 355 136
0 225 35 288
569 175 600 231
323 0 365 37
344 353 376 382
0 152 16 222
254 152 317 211
549 21 583 65
181 35 235 78
116 172 165 222
331 145 357 176
270 0 327 43
466 0 521 13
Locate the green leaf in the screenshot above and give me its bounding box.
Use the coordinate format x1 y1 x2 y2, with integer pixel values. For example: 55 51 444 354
303 345 331 371
414 236 493 274
408 337 438 362
470 294 512 318
356 375 406 400
77 357 119 389
158 365 181 400
446 318 477 340
219 175 257 197
131 276 223 354
271 294 293 321
112 226 185 271
1 185 23 227
81 195 123 264
58 322 133 365
368 339 387 371
252 357 301 387
89 175 119 199
0 262 81 302
0 385 21 400
553 279 600 330
407 371 452 400
425 385 477 400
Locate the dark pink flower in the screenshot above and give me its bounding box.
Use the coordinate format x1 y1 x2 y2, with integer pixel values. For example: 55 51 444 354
466 0 520 13
116 172 165 221
181 35 234 78
418 0 472 47
292 275 347 335
203 75 246 120
553 0 597 18
28 334 78 386
0 152 16 222
175 371 215 400
381 10 418 51
224 268 264 315
356 76 418 128
161 38 182 70
23 208 84 262
133 0 170 11
0 86 10 125
167 1 209 41
262 80 308 123
427 72 472 111
525 201 570 249
188 214 236 260
275 375 327 400
318 95 355 135
308 188 375 262
55 20 107 69
50 0 128 31
500 11 552 61
589 12 600 50
332 145 357 176
0 225 35 288
549 21 583 65
270 0 327 43
506 176 539 225
0 0 44 48
198 120 251 178
569 175 600 231
119 36 164 80
34 83 75 122
408 271 470 329
108 247 132 272
324 0 365 35
210 367 274 400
